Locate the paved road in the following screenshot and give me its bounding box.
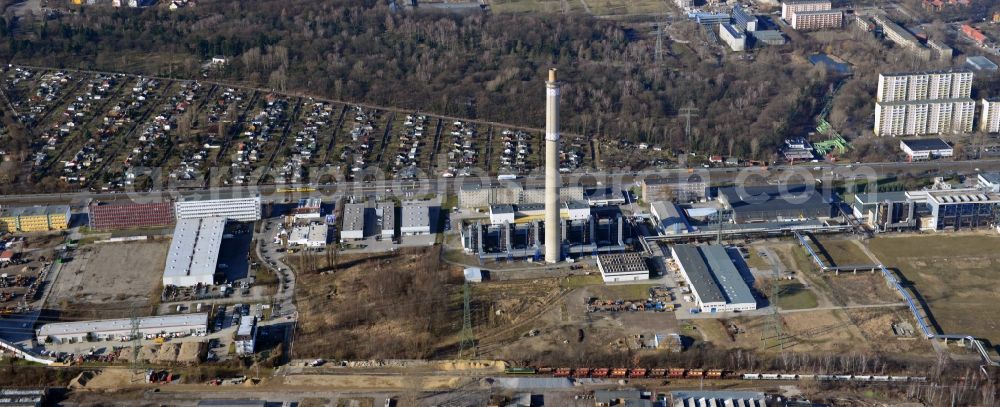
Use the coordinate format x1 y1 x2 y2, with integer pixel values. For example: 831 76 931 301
2 157 999 206
777 302 908 314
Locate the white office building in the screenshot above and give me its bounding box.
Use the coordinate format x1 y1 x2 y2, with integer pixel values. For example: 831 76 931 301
235 315 257 355
719 23 746 52
377 203 395 239
401 201 433 236
340 203 365 241
163 217 225 287
37 314 208 344
288 223 328 248
175 195 261 222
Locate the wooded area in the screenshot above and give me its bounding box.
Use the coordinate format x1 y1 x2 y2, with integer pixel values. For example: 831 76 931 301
0 0 839 159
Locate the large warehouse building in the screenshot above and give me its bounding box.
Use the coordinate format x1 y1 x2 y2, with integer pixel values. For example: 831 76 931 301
37 314 208 344
163 217 226 287
671 244 756 313
89 200 175 230
175 195 261 222
716 185 834 223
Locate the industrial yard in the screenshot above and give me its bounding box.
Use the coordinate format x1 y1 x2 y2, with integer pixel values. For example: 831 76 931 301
47 240 169 319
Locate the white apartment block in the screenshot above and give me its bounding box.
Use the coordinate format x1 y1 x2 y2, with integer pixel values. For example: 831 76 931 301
876 70 973 103
791 10 842 30
982 98 1000 133
674 0 692 9
175 195 262 222
874 99 975 137
719 23 746 52
781 0 831 20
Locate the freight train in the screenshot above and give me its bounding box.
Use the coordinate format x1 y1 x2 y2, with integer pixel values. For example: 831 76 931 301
503 367 927 383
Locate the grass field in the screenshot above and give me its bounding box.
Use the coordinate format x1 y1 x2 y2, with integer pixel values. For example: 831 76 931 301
868 234 1000 344
815 238 874 266
774 280 818 310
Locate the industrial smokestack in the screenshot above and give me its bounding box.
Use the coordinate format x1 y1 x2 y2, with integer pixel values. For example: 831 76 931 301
544 68 561 264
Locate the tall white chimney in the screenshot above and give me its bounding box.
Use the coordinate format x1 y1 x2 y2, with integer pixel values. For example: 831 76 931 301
544 69 561 264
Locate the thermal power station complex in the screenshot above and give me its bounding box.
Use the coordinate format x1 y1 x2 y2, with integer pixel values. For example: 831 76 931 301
460 70 630 261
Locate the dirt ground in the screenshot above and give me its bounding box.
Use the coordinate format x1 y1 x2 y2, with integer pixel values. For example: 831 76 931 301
293 247 465 360
820 273 901 306
48 241 168 318
482 279 679 362
868 234 1000 344
688 309 870 354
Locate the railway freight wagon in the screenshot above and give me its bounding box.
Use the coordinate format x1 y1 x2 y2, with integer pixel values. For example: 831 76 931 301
503 367 926 383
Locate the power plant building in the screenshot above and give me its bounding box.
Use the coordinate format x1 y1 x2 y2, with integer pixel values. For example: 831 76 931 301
88 201 175 230
906 188 1000 231
641 176 708 202
650 201 691 235
461 204 628 260
852 191 916 232
716 185 834 223
458 181 584 209
671 244 756 313
163 217 226 287
175 194 261 222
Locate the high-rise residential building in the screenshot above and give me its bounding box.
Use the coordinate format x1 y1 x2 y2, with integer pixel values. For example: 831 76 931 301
781 0 831 20
791 9 843 30
981 98 1000 133
876 70 973 102
874 99 975 137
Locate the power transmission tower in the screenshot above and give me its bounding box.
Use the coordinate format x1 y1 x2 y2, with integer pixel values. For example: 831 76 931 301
129 305 142 378
655 23 664 64
458 282 475 359
679 105 699 158
769 260 785 351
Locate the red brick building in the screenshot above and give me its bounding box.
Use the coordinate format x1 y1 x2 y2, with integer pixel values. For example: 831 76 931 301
962 24 987 46
88 201 175 230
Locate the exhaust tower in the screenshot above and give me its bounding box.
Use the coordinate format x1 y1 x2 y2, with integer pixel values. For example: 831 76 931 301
544 69 561 263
